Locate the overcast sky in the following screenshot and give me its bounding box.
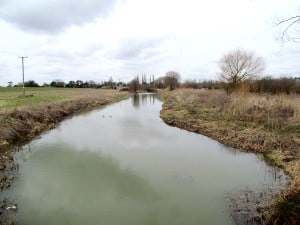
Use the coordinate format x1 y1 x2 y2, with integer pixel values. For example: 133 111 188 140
0 0 299 86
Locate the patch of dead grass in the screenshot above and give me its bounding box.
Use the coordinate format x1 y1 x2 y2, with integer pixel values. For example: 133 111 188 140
159 88 300 224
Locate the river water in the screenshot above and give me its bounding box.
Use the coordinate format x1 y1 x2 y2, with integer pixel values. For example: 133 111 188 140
6 93 287 225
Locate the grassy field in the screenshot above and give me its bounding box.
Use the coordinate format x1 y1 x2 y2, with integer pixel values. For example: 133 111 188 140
0 87 130 148
0 87 119 111
160 88 300 225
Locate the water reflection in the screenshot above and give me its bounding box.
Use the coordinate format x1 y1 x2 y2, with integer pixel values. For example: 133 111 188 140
7 93 288 225
132 93 159 109
13 144 160 225
132 94 140 109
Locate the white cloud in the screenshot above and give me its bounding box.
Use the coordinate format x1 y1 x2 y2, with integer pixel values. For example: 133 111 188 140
0 0 117 33
0 0 300 86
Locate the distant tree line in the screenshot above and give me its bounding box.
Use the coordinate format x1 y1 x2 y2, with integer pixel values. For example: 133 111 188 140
12 80 40 87
180 77 300 94
128 71 181 93
181 80 223 90
128 74 156 93
6 48 299 96
8 74 299 95
241 77 300 94
10 77 126 89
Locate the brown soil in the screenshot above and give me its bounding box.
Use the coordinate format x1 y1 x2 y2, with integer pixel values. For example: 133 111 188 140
159 88 300 225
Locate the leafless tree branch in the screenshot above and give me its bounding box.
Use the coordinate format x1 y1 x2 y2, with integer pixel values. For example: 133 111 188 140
276 16 300 26
276 15 300 42
219 49 265 92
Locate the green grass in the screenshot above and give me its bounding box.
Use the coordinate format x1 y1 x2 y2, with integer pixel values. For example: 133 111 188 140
0 87 115 111
0 87 130 149
0 87 64 110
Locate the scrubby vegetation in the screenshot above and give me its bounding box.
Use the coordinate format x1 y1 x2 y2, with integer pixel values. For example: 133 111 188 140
181 77 300 94
160 88 299 225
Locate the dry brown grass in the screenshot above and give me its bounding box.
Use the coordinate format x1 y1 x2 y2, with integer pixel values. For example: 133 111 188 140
267 187 300 225
159 88 300 225
225 92 299 127
182 89 300 129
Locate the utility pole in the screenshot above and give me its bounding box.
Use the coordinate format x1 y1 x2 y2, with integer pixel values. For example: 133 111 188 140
19 56 28 96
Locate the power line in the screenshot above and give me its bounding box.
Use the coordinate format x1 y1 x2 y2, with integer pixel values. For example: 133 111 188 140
18 56 28 96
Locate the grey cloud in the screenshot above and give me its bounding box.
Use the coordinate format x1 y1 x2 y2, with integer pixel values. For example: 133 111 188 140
267 47 300 75
38 50 74 60
0 0 8 5
0 0 117 33
115 37 165 60
34 42 104 62
278 47 300 57
77 43 104 57
0 59 8 81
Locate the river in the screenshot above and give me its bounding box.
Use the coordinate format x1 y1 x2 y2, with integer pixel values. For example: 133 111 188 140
5 93 287 225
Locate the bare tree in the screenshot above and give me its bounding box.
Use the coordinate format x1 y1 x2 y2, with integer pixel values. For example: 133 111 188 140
130 76 140 93
108 76 114 89
276 15 300 42
219 49 265 92
164 71 181 90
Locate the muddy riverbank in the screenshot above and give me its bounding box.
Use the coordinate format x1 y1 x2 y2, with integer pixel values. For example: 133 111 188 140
0 90 130 150
159 89 300 225
0 90 130 224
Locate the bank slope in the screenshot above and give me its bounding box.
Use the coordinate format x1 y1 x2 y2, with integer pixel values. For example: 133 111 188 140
159 89 300 225
0 89 130 150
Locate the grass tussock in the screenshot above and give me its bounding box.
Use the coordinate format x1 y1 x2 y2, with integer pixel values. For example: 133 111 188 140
0 89 130 149
267 188 300 225
159 88 300 225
